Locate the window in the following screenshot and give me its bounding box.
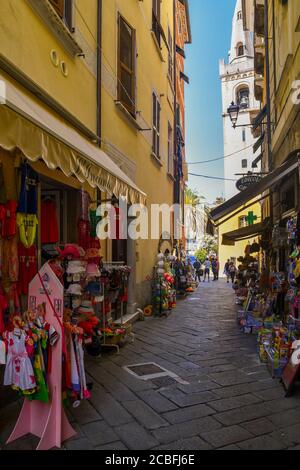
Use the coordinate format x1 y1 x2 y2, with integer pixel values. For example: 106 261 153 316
242 129 246 142
237 87 249 109
49 0 73 30
118 15 136 116
152 93 161 159
242 159 248 169
168 27 173 81
237 11 242 20
152 0 161 46
168 122 174 175
239 216 247 228
237 42 244 56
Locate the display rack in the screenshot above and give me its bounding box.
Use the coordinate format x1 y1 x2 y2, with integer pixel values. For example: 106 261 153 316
100 261 126 355
6 263 76 450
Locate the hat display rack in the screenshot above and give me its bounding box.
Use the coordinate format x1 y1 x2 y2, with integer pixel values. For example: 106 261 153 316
100 261 132 354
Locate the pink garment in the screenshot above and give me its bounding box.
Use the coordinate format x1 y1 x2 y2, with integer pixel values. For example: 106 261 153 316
3 331 36 391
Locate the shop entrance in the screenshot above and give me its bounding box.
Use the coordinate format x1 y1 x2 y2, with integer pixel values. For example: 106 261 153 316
40 177 79 249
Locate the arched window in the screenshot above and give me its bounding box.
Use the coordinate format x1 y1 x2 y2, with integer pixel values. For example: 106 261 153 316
237 11 242 20
237 43 244 56
237 86 250 109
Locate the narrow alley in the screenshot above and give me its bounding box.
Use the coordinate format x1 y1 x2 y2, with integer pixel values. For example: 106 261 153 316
2 280 300 451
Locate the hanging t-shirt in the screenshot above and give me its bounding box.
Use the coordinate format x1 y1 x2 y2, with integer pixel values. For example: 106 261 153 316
18 163 39 215
18 244 38 295
41 199 59 244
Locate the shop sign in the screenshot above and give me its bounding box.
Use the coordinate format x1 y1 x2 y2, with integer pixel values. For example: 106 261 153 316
236 174 262 192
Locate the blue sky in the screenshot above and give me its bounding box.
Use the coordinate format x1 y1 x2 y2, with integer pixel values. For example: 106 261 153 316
185 0 237 204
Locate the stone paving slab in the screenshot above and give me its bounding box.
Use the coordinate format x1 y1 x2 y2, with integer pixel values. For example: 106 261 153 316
135 389 178 413
269 423 300 448
95 441 128 450
154 437 213 450
160 388 218 407
240 417 276 436
208 393 262 412
113 422 159 450
80 421 119 446
122 399 169 430
152 416 222 444
214 402 275 426
162 403 214 424
237 434 285 450
199 425 253 448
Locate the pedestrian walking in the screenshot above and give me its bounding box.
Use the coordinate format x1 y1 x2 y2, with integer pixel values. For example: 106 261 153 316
229 262 237 283
224 259 230 283
203 257 211 282
212 257 220 281
212 258 217 281
216 257 220 280
193 259 203 283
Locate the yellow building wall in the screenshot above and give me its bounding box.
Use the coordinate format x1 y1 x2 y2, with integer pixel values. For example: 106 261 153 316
0 0 109 264
218 202 262 276
101 0 175 304
0 0 98 133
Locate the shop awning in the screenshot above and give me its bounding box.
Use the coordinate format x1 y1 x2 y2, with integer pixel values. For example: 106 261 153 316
222 221 268 246
210 151 300 223
0 74 146 205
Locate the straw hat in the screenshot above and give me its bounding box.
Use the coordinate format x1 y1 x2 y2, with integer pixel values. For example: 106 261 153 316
86 262 101 278
66 260 87 274
66 283 82 296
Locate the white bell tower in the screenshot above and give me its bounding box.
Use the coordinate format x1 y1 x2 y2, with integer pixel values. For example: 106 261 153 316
219 0 260 200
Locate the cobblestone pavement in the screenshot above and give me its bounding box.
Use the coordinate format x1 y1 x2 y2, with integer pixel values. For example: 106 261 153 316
2 279 300 450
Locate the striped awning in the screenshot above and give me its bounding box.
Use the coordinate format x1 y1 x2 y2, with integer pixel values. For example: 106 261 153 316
0 73 146 205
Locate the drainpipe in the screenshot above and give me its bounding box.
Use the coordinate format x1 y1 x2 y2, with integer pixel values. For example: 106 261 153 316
264 0 274 250
264 0 272 172
96 0 102 147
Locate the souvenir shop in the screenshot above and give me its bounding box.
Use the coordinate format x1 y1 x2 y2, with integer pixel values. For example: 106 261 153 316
233 213 300 396
0 80 145 447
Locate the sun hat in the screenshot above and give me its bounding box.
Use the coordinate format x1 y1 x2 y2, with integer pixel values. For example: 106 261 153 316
67 260 87 274
85 281 102 296
85 248 101 260
66 283 82 296
86 262 101 278
58 244 85 260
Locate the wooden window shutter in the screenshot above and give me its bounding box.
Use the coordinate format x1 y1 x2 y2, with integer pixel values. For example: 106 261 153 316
64 0 73 30
118 14 136 116
152 93 160 158
49 0 64 18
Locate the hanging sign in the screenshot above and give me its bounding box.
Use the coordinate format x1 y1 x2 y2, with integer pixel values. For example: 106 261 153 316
236 174 262 192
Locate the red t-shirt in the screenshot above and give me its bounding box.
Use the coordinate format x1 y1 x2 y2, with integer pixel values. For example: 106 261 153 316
41 199 59 244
